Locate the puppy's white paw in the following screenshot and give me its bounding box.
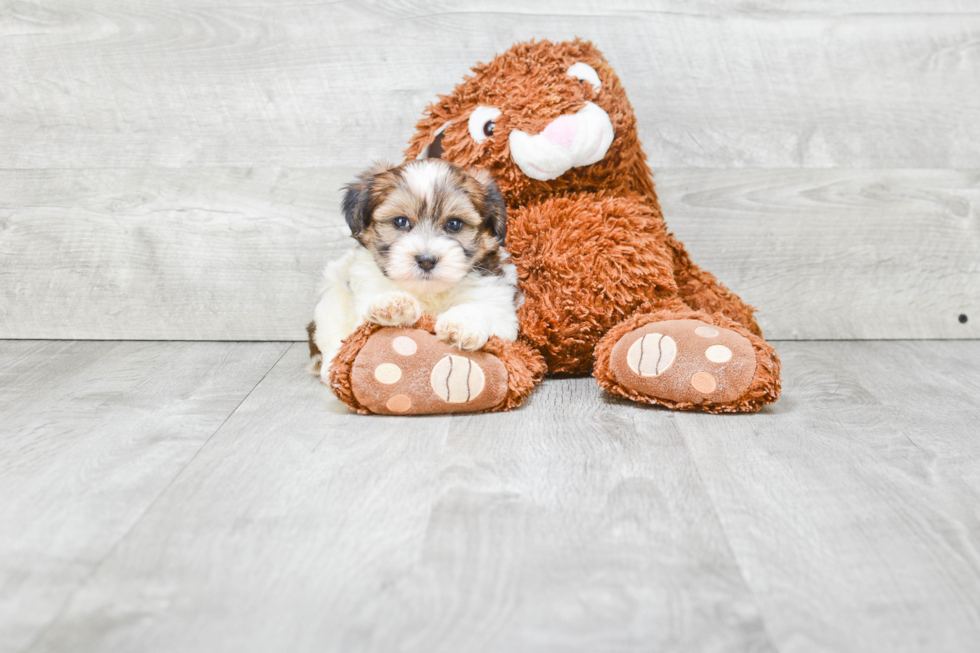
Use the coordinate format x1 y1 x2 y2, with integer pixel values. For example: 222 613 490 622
366 293 422 327
436 318 489 351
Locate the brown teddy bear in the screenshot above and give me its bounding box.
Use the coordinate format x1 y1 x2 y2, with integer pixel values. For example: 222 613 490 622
317 39 781 415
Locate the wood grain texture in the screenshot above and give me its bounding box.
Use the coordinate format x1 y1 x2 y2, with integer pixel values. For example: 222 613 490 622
22 344 774 653
660 169 980 340
676 340 980 653
1 167 976 340
0 167 345 340
2 1 979 169
0 340 289 653
3 0 978 340
4 340 979 652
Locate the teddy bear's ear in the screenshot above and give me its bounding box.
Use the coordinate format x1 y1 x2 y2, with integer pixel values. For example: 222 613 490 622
342 161 393 239
413 120 451 160
468 168 507 242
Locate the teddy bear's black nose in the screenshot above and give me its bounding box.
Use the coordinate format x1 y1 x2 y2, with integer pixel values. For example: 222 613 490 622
415 254 439 272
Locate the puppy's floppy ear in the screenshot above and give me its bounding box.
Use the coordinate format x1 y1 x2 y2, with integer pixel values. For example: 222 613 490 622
342 161 393 239
468 168 507 242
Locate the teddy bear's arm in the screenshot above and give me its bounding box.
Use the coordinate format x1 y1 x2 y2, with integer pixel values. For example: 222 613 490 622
506 192 679 374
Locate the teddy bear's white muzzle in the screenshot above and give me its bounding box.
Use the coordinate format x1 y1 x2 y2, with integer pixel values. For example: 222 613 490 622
508 102 614 181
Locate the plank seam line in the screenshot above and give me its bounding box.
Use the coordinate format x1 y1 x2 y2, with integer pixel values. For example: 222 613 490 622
677 425 783 653
19 342 293 653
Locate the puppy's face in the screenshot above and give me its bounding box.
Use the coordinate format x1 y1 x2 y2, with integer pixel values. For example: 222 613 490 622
342 160 507 294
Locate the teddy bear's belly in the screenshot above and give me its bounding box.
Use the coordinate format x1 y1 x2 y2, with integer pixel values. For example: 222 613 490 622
507 192 676 375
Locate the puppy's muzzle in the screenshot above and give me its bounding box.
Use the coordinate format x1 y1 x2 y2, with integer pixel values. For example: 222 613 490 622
415 253 439 272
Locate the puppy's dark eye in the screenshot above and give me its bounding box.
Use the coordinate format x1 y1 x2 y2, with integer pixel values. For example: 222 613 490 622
445 218 464 233
392 216 411 230
483 121 495 137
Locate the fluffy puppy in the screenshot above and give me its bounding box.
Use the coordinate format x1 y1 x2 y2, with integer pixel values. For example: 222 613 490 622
307 159 520 382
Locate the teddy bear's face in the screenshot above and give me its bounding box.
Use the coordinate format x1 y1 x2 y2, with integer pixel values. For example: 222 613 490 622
404 40 650 205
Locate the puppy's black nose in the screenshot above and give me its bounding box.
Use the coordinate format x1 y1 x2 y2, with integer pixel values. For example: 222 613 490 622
415 254 439 272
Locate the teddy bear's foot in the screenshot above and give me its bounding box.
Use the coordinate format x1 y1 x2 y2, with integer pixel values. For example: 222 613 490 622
594 314 781 413
609 319 756 405
348 328 508 414
328 318 547 415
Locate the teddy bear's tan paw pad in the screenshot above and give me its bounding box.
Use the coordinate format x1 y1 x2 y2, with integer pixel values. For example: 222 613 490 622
610 320 756 405
349 329 507 415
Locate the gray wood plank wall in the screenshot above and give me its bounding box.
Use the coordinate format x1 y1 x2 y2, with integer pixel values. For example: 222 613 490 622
1 0 977 340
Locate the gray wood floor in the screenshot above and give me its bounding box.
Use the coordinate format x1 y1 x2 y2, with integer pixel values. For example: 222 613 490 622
2 339 978 653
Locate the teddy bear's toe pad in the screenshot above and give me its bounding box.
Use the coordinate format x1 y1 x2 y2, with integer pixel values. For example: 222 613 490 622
610 320 756 405
350 328 508 415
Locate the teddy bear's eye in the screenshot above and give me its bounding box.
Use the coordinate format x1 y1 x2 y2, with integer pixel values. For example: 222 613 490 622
468 106 502 143
567 62 602 92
